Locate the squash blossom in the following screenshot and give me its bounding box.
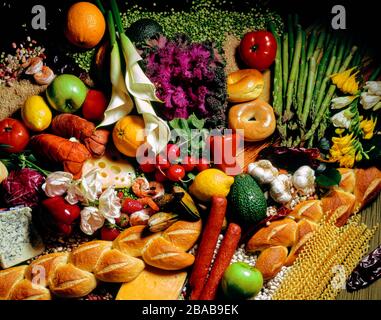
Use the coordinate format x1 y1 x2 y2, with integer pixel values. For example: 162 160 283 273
330 107 355 129
331 96 357 109
360 117 377 140
329 133 361 168
360 92 380 110
331 67 359 95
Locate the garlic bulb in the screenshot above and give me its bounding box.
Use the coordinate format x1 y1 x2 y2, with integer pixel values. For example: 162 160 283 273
248 160 279 184
269 174 292 204
292 166 315 195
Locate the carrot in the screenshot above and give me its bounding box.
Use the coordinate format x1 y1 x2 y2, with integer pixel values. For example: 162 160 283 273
30 134 91 179
52 114 109 157
199 223 242 300
189 196 227 300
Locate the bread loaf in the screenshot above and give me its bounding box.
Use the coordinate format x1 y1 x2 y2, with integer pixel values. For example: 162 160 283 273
0 220 201 300
247 166 381 280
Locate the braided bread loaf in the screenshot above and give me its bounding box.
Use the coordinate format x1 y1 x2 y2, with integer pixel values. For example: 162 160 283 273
247 166 381 280
0 219 201 300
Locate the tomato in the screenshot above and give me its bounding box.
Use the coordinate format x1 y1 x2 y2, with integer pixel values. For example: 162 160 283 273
139 158 156 173
122 198 144 214
115 213 130 228
166 165 186 182
155 169 168 182
209 133 243 167
166 144 180 163
215 161 243 176
239 31 277 71
156 154 171 170
82 89 108 122
56 223 73 236
182 155 197 172
101 226 121 241
196 158 210 172
0 118 30 153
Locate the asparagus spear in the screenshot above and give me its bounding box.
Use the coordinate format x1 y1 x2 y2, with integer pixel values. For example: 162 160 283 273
282 34 289 98
284 25 302 121
268 22 283 116
306 30 318 61
288 15 295 68
296 30 307 119
301 54 317 127
303 46 358 143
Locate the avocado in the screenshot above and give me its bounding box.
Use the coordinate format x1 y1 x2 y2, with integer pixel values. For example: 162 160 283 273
228 173 267 225
126 18 164 43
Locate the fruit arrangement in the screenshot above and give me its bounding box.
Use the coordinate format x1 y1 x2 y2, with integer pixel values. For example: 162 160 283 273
1 0 381 302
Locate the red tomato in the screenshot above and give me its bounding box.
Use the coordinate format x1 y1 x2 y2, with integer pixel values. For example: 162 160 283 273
82 89 108 122
0 118 30 153
215 161 243 176
196 158 210 172
166 165 186 182
56 223 72 236
182 155 197 172
209 133 243 166
155 170 168 182
115 213 130 228
166 144 181 164
239 31 277 71
156 154 171 170
101 226 121 241
122 198 144 214
139 158 156 173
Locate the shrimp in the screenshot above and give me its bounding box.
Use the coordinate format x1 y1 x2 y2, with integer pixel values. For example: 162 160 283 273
33 66 55 85
137 197 160 211
132 178 164 199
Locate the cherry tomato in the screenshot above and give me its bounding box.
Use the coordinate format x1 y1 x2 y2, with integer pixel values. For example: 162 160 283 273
56 223 72 236
166 144 180 163
82 89 108 122
0 118 30 153
122 198 144 214
239 31 277 71
139 158 156 173
196 158 210 172
166 165 186 182
156 154 171 170
182 155 197 172
155 170 168 182
209 133 243 167
115 213 130 228
101 226 121 241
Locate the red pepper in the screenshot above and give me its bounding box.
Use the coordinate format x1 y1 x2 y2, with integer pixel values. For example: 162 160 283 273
42 196 81 225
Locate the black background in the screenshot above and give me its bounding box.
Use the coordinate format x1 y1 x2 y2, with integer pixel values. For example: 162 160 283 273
0 0 380 56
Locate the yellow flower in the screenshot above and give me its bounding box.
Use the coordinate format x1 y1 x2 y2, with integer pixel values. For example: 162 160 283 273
360 117 377 140
329 133 358 168
331 67 360 95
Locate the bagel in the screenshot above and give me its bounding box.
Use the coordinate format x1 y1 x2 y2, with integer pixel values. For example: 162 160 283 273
228 99 276 142
227 69 264 103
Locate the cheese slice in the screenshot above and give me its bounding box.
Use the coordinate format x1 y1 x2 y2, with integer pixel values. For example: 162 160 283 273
116 266 187 300
82 150 136 189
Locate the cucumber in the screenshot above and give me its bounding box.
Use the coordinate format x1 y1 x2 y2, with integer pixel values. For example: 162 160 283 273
228 174 267 225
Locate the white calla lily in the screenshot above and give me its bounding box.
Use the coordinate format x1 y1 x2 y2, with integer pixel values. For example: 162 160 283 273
42 171 73 197
330 96 357 109
98 187 121 224
364 81 381 96
80 206 105 235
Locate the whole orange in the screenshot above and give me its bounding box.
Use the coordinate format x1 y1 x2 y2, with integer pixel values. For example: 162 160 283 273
65 2 106 49
113 115 146 157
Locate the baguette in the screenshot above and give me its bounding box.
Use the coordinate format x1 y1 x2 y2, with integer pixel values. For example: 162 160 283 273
247 166 381 280
0 220 201 300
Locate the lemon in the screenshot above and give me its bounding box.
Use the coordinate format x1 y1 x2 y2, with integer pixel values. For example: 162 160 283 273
22 95 52 132
189 169 235 202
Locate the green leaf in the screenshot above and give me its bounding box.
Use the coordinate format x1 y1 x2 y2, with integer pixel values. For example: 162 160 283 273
316 167 341 187
169 118 181 130
188 113 205 130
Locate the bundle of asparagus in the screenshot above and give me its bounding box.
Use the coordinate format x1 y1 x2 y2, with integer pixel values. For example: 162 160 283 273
269 15 359 147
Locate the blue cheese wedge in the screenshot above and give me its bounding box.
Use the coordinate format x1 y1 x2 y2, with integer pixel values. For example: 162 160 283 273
0 207 44 269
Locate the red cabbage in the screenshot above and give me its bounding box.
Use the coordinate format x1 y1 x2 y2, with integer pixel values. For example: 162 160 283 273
1 168 45 208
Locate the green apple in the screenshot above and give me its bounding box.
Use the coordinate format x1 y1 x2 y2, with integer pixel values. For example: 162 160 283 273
46 74 88 113
221 262 263 299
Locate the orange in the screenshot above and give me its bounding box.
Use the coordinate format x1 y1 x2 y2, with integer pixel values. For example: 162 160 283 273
113 115 146 157
65 2 106 49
